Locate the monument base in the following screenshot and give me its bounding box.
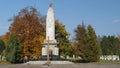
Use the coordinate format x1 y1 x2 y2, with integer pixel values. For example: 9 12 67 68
41 40 59 60
40 55 60 60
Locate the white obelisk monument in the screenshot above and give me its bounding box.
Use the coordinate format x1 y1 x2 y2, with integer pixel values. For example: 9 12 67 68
42 3 59 60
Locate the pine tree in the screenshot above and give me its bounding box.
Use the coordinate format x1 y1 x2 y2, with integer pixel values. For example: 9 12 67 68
6 33 22 63
74 22 100 62
74 21 87 57
100 35 120 55
82 25 100 62
0 39 5 54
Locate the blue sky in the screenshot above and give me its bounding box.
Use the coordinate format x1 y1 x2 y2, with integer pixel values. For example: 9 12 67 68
0 0 120 38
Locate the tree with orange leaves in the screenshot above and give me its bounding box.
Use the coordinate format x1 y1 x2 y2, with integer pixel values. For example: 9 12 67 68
8 7 45 60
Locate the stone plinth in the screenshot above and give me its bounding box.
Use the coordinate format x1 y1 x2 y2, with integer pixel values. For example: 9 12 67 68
41 40 59 60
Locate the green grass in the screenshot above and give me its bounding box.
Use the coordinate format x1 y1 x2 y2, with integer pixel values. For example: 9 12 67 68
0 61 11 64
99 60 120 63
71 59 120 63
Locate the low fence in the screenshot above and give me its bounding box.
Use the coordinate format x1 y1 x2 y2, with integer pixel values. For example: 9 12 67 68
100 55 119 61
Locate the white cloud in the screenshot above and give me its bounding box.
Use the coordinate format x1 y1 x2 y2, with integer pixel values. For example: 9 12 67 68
113 19 120 23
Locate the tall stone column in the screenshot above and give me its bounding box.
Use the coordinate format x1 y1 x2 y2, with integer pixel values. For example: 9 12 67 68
46 5 55 41
41 3 59 60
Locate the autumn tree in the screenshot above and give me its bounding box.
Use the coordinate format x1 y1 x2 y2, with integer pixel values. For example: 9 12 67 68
0 35 9 56
8 7 45 59
55 20 73 57
117 34 120 41
4 32 11 45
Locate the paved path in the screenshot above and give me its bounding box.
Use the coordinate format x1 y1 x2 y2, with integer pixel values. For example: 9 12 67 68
0 62 120 68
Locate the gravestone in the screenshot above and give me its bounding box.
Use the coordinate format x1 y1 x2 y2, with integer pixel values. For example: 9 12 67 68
73 55 75 60
1 56 6 61
66 56 70 59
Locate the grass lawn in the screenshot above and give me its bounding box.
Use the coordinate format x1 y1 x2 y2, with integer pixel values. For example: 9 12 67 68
0 61 11 64
99 60 120 63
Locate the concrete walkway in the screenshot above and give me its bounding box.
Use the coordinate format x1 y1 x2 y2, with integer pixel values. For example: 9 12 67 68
26 61 73 64
0 62 120 68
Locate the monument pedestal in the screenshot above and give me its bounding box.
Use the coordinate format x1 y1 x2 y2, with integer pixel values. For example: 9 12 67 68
41 40 59 60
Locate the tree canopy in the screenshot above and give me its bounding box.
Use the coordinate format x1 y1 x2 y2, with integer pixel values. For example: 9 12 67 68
55 20 73 57
74 22 100 62
0 38 5 54
74 22 87 56
82 25 100 62
100 35 120 55
6 33 22 63
8 7 45 59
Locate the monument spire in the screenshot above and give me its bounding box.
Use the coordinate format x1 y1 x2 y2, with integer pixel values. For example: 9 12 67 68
49 2 53 7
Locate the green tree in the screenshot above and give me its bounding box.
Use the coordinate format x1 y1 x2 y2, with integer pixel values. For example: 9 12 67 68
97 35 102 55
74 21 87 57
74 21 100 62
6 33 22 63
100 35 120 55
0 39 5 54
82 25 100 62
55 20 73 57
